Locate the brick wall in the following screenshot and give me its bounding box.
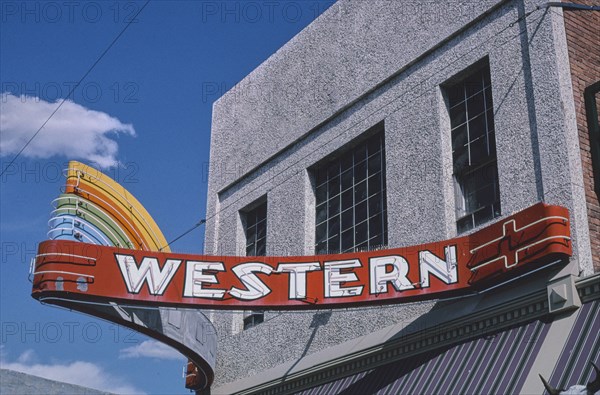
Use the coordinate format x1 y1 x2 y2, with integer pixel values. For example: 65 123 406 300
562 1 600 272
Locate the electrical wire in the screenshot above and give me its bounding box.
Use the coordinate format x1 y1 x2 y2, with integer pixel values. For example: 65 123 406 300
0 0 151 178
544 2 600 11
160 219 206 251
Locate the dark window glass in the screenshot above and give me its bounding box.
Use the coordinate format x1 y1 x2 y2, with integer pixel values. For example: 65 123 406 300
355 145 367 163
368 193 383 216
243 311 264 330
341 208 354 231
369 232 383 247
316 222 327 244
468 114 487 143
354 180 368 203
328 196 340 217
244 202 267 256
584 82 600 197
313 131 388 253
369 214 383 237
355 200 368 224
341 169 353 191
355 160 367 182
450 102 467 128
328 216 340 238
448 63 501 233
315 183 327 202
452 124 468 151
316 203 327 225
467 91 485 118
341 189 353 211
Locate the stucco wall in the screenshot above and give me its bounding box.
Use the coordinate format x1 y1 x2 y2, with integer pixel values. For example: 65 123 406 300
204 0 592 388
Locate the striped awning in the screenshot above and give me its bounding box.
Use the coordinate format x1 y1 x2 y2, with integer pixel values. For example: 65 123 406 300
545 301 600 391
297 300 599 395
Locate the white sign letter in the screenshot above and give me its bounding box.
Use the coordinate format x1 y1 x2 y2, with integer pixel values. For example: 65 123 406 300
419 246 458 287
324 259 363 298
369 255 414 294
276 262 321 299
183 261 226 299
229 262 273 300
116 254 181 295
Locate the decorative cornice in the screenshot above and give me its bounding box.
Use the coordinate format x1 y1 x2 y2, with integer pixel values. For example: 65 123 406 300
576 273 600 303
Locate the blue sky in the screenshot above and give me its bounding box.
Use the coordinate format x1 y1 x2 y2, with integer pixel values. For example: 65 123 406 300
0 1 333 393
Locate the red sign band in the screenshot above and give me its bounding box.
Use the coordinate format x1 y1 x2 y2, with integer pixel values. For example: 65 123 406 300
31 203 572 309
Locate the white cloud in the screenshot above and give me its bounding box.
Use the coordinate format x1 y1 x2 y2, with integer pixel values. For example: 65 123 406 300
0 93 135 168
15 349 36 364
119 340 183 361
0 349 145 394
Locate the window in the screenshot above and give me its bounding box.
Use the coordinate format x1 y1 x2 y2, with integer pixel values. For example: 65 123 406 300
243 310 264 329
446 61 501 233
584 81 600 197
314 127 387 254
241 200 267 330
243 201 267 256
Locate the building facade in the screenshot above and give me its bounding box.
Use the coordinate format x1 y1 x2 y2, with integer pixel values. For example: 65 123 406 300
204 0 600 393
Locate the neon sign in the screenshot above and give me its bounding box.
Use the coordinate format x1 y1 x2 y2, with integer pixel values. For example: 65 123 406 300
33 203 571 309
29 161 573 391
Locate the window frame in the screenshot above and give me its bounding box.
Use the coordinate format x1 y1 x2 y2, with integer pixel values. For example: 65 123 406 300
312 123 388 255
444 59 501 233
241 199 267 257
584 81 600 198
239 198 267 330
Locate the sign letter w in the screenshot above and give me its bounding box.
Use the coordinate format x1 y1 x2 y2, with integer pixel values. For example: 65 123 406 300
116 254 181 295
